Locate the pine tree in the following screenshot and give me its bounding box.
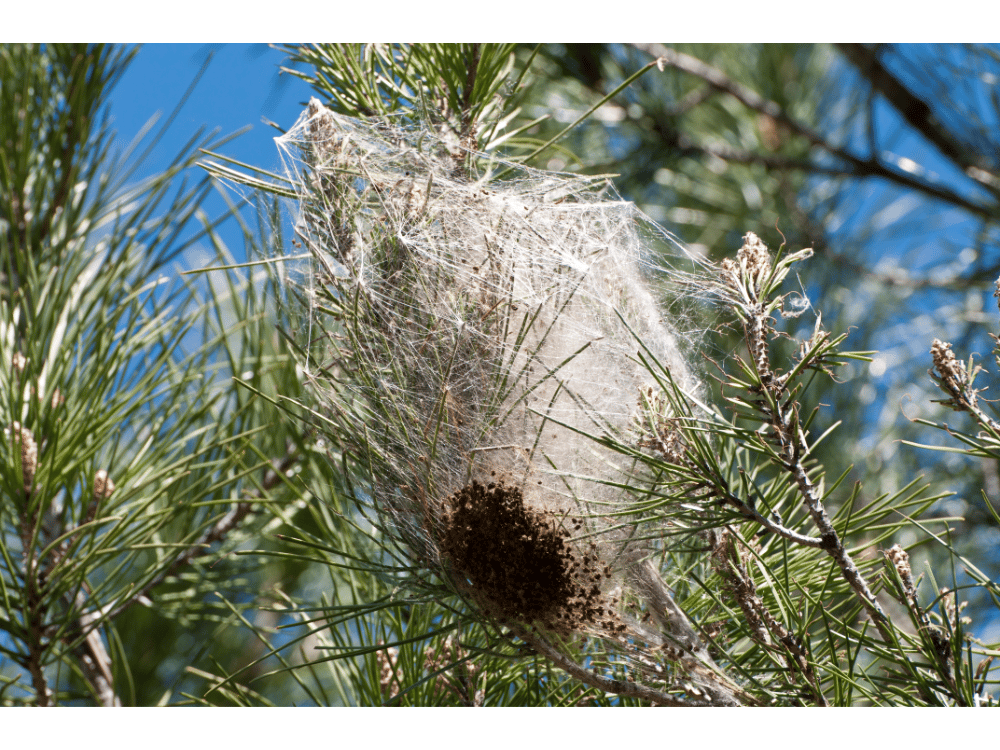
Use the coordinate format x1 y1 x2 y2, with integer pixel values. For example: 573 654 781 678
4 42 999 707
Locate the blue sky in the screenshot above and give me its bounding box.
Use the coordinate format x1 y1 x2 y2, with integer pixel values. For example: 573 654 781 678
108 44 314 267
111 44 309 177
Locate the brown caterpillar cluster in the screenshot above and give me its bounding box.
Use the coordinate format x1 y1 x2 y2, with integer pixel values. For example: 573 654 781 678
439 475 626 638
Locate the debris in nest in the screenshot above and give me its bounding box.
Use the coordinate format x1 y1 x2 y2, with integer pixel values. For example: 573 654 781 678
439 478 626 638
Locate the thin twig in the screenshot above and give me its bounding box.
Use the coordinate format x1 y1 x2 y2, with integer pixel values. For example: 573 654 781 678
715 531 828 705
508 624 704 706
626 558 748 706
712 482 825 548
460 43 481 147
74 587 121 707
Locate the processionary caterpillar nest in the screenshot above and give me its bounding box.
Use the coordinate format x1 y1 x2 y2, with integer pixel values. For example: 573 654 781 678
277 99 709 648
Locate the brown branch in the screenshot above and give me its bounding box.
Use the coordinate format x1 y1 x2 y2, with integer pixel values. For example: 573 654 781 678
509 624 706 706
17 463 51 705
24 571 52 705
884 544 963 705
669 84 716 117
636 43 996 221
784 425 888 626
638 43 829 149
769 360 890 634
460 43 481 145
700 137 995 223
25 642 51 707
723 234 891 640
706 476 825 549
835 43 996 188
24 552 52 707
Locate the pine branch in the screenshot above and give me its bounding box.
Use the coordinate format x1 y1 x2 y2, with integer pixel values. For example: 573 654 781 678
720 234 888 630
